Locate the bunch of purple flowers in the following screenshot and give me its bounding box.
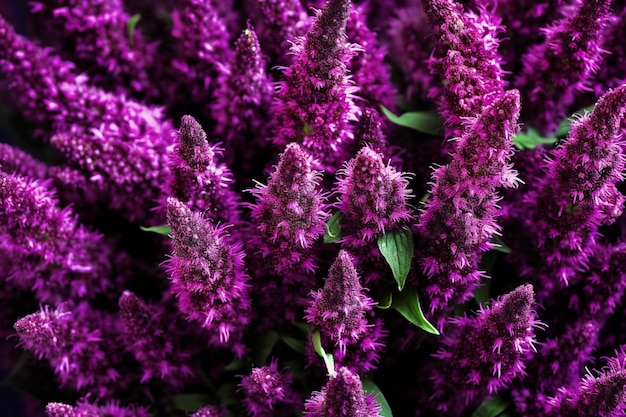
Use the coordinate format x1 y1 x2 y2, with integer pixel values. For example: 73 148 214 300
1 0 626 416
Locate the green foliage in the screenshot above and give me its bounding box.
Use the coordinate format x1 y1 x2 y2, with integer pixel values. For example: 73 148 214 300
127 14 141 44
513 128 557 150
392 286 439 335
378 229 414 291
323 211 343 243
172 393 212 412
471 395 511 417
312 331 336 377
381 106 443 136
139 225 171 235
362 379 394 417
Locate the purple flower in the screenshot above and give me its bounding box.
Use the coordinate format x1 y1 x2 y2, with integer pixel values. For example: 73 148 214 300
548 348 626 417
0 172 115 302
272 0 359 174
422 0 506 137
305 250 385 373
387 7 435 104
253 0 310 64
416 90 521 322
0 14 172 142
426 285 539 415
29 0 154 97
50 127 168 223
514 85 626 295
46 400 150 417
595 8 626 94
0 143 48 179
165 197 250 356
167 115 240 227
14 304 125 398
249 142 328 275
164 0 231 118
303 366 381 417
336 146 413 244
515 0 612 134
346 5 397 114
239 360 302 417
118 291 193 388
210 24 274 180
192 406 224 417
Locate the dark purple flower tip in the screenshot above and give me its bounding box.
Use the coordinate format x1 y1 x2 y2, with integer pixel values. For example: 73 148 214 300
240 360 300 417
179 114 211 164
304 366 380 417
306 250 373 351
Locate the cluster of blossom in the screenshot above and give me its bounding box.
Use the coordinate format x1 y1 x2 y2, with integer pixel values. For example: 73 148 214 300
1 0 626 416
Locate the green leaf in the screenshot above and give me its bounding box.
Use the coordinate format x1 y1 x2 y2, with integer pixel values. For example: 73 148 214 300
392 286 440 335
312 331 336 377
1 352 30 385
378 229 414 291
471 395 510 417
127 14 141 44
293 321 311 334
513 128 557 150
323 211 343 243
253 331 280 365
381 106 443 136
224 358 247 371
216 383 238 407
555 105 595 138
172 393 211 412
491 235 511 254
376 291 393 310
139 225 171 235
362 379 393 417
281 335 306 353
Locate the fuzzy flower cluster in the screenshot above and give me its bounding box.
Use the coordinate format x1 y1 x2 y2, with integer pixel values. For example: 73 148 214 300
2 0 626 416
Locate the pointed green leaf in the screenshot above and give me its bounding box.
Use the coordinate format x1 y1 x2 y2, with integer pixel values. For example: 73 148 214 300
555 105 595 138
471 395 510 417
376 291 393 310
172 393 211 412
378 229 414 291
491 235 511 254
513 128 557 150
224 358 247 371
312 331 336 377
381 106 443 136
324 211 343 244
392 287 439 335
293 321 311 334
362 379 393 417
253 331 280 365
281 335 306 353
127 14 141 44
139 225 171 235
216 383 238 407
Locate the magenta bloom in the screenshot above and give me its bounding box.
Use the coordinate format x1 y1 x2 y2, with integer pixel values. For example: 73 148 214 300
272 0 359 174
416 90 521 322
118 291 193 388
0 143 48 179
422 0 506 137
253 0 309 64
306 250 384 373
167 115 240 227
346 6 396 114
304 366 380 417
211 24 274 176
14 305 124 398
29 0 154 97
0 172 115 302
165 197 250 356
515 0 612 134
548 349 626 417
250 143 328 274
426 285 539 415
514 85 626 295
240 360 301 417
46 400 150 417
164 0 231 118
